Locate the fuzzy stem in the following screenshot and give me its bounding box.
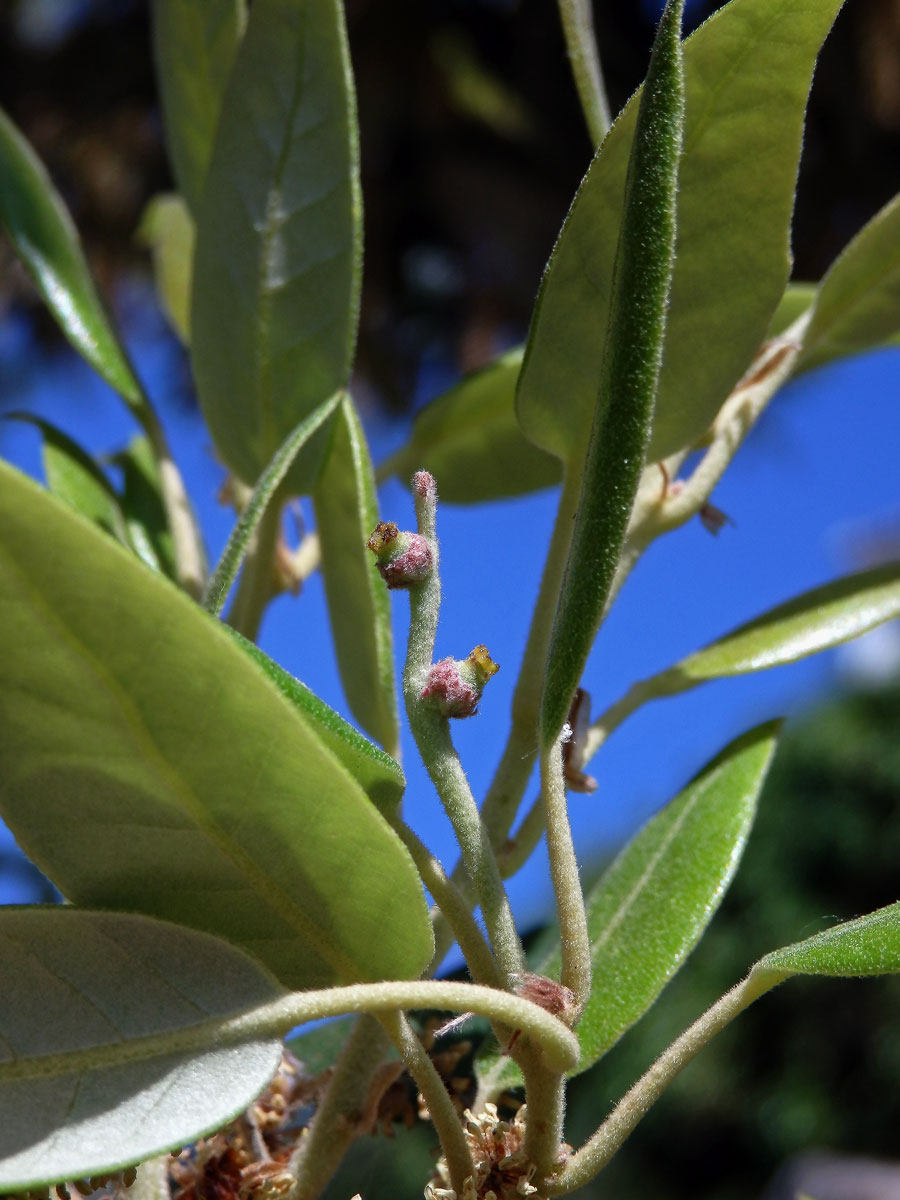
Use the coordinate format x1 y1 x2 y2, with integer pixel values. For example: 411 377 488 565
393 819 501 987
378 1010 475 1196
403 474 524 984
288 1016 391 1200
498 793 545 879
557 0 612 147
137 396 207 600
0 981 582 1086
546 972 782 1194
521 1051 567 1183
541 737 591 1013
226 498 282 641
478 465 583 854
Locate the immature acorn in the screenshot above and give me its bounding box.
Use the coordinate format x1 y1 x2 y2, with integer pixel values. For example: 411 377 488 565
366 520 433 589
421 644 499 718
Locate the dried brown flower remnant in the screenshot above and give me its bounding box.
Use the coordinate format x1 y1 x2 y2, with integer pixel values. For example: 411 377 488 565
427 1104 566 1200
510 974 577 1026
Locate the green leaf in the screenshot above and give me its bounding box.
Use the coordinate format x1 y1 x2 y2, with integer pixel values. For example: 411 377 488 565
477 723 779 1094
379 349 561 503
753 900 900 981
110 435 178 578
796 191 900 373
7 414 126 544
152 0 245 215
767 281 817 337
226 628 405 816
191 0 362 491
313 396 399 754
0 908 282 1191
203 393 342 616
0 460 433 990
540 0 685 746
0 107 144 412
137 193 195 344
516 0 844 466
656 562 900 694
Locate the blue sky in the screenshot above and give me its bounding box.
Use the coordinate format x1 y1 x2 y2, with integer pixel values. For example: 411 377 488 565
1 281 898 945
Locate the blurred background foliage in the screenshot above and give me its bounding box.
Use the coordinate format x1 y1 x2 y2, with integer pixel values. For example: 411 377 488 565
2 0 900 412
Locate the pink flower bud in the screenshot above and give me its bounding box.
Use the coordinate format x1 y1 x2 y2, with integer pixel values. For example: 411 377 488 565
420 645 499 718
366 521 433 589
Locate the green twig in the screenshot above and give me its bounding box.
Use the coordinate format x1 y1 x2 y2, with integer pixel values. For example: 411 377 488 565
557 0 612 147
0 979 582 1088
135 390 207 600
287 1016 392 1200
378 1010 475 1197
392 818 501 987
403 474 524 984
546 972 780 1194
498 792 545 879
521 1050 567 1185
541 735 590 1012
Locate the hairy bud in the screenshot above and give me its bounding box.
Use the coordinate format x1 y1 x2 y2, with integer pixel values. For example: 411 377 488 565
367 521 433 589
421 645 499 718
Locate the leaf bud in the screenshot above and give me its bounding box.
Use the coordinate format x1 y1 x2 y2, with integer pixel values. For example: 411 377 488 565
421 644 499 718
366 520 433 589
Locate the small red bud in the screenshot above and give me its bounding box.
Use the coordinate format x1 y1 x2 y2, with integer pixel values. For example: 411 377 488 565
421 645 499 718
413 470 437 502
367 521 433 589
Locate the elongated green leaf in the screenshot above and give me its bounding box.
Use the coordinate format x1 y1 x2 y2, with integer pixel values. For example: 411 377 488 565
517 0 844 465
313 396 399 754
7 414 126 544
0 908 282 1191
540 0 685 746
111 435 178 578
191 0 362 491
227 629 405 816
152 0 245 215
380 349 561 503
138 194 195 343
656 562 900 694
477 723 779 1095
203 393 342 615
0 460 433 989
753 900 900 981
797 192 900 373
0 108 144 411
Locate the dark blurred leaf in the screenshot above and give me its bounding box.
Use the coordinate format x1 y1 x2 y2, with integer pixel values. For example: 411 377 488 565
0 108 144 412
7 413 126 544
191 0 361 491
380 349 561 503
152 0 245 214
